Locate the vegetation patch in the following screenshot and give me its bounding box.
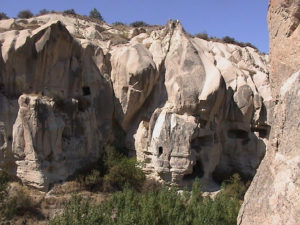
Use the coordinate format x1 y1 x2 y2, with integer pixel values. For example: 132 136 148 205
195 32 259 51
50 175 246 225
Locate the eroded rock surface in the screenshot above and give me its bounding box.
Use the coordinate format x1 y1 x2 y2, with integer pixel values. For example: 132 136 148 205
268 0 300 96
0 14 271 190
238 1 300 224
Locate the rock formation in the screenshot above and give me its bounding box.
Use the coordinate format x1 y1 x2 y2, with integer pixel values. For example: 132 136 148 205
238 1 300 224
268 0 300 96
0 13 271 190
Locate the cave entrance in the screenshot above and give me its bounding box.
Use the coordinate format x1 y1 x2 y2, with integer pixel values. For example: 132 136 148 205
158 146 163 157
182 160 204 181
228 129 249 139
82 86 91 96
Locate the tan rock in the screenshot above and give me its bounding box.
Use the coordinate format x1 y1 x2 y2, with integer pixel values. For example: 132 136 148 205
268 0 300 96
238 1 300 224
238 71 300 225
0 15 271 191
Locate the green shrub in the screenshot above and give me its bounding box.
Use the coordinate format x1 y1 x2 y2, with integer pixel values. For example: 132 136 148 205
51 175 247 225
17 10 33 19
112 21 126 26
0 12 8 20
75 145 145 192
50 195 100 225
221 173 248 200
89 8 104 21
38 9 50 16
63 9 76 15
3 184 35 219
0 170 9 215
0 170 9 219
222 36 236 44
103 157 145 192
130 21 149 27
195 32 209 40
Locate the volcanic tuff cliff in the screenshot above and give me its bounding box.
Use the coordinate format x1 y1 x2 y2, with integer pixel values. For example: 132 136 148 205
0 13 271 191
238 0 300 224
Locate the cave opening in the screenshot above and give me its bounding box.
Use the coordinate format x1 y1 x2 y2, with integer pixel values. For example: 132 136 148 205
158 146 163 157
228 129 249 139
82 86 91 96
251 126 270 139
182 160 204 181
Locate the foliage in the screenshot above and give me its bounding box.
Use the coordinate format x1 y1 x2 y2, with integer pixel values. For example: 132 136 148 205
221 173 248 200
194 32 259 51
4 186 34 219
51 175 247 225
0 170 9 219
0 170 8 202
89 8 104 21
112 21 127 26
38 9 50 16
222 36 236 44
195 32 209 40
0 12 9 20
50 195 100 225
76 145 145 192
17 10 33 19
63 9 76 15
130 21 149 27
103 157 145 192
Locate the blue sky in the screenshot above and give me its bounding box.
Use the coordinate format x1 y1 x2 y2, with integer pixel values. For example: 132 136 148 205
1 0 269 53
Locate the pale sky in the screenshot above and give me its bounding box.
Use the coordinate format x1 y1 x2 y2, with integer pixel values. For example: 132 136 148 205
1 0 269 53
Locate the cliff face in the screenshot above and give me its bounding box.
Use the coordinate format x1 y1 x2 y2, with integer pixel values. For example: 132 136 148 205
268 0 300 96
0 14 271 190
238 1 300 224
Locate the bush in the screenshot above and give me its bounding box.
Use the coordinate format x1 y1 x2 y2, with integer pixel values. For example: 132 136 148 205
0 170 9 219
38 9 49 16
89 8 103 21
0 170 8 202
63 9 76 15
50 195 100 225
103 157 145 192
51 175 247 225
112 21 126 26
195 32 209 40
75 145 145 192
4 186 34 219
194 32 258 50
17 10 33 19
77 169 102 191
222 36 236 44
0 12 8 20
130 21 149 27
221 173 248 200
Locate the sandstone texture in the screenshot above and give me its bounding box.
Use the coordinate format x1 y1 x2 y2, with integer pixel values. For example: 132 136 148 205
238 1 300 224
0 13 271 190
268 0 300 96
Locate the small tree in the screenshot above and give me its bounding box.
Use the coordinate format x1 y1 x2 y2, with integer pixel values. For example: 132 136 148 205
89 8 103 21
17 10 33 19
63 9 76 15
38 9 49 16
195 32 209 40
0 12 8 20
112 21 126 26
222 36 236 44
130 21 149 27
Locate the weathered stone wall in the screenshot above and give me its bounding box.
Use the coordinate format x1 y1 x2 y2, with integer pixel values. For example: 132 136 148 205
238 1 300 224
268 0 300 96
0 15 271 191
